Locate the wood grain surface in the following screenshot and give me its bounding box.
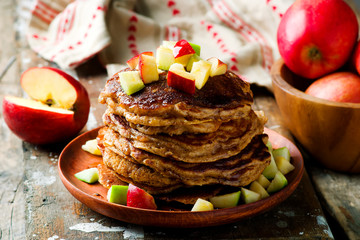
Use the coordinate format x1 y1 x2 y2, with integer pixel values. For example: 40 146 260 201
0 0 358 239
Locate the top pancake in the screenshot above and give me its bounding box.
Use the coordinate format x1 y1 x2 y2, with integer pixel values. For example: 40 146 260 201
99 69 254 127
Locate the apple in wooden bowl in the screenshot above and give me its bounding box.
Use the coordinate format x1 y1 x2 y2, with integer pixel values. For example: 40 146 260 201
271 59 360 173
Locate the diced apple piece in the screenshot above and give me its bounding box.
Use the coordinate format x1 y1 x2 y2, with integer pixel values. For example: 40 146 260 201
191 198 214 211
126 52 154 70
107 185 128 205
162 40 176 50
139 54 159 84
191 60 211 90
81 139 102 156
262 152 278 180
167 63 196 94
118 71 145 95
173 39 196 66
207 57 228 77
257 174 271 188
267 171 288 193
186 54 201 72
156 46 175 70
209 191 240 209
250 181 270 199
273 147 291 162
189 42 201 56
75 168 99 184
127 184 157 210
241 187 260 204
266 140 273 152
275 156 295 175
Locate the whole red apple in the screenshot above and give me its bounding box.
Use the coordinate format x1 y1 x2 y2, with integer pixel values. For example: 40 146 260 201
305 72 360 103
2 67 90 145
277 0 358 79
126 184 157 210
351 41 360 75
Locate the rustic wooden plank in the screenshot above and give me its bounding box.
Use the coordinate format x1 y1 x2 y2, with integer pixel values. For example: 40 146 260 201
0 0 26 239
307 160 360 240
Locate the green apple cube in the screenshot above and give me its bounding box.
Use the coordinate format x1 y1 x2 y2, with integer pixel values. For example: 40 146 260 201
209 191 240 209
156 46 175 70
107 185 129 205
249 181 269 199
241 187 260 204
267 171 288 193
186 54 201 72
273 147 291 162
256 174 271 188
191 60 212 90
189 42 201 56
74 168 99 184
266 140 273 152
118 71 145 95
262 152 278 180
191 198 214 211
275 156 295 175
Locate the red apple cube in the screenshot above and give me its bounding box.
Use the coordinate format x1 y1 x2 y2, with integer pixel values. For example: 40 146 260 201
126 52 154 70
139 54 159 84
126 184 157 210
190 60 211 90
173 39 196 66
167 63 196 94
207 57 228 77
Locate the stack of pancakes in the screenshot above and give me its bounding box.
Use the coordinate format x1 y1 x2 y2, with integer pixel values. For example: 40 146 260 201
97 69 271 204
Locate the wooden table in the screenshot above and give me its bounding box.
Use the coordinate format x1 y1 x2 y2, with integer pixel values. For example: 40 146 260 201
0 1 359 239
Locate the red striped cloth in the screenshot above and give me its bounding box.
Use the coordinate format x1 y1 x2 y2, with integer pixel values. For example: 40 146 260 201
26 0 299 89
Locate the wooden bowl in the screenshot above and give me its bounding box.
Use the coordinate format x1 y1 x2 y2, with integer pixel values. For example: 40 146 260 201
271 58 360 173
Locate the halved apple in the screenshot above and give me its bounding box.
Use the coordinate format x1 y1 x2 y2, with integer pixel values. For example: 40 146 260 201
191 60 211 90
126 51 153 70
167 63 196 94
2 67 90 145
139 54 159 84
207 57 228 76
173 39 196 66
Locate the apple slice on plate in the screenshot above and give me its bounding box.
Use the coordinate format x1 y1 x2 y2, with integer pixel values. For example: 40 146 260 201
2 67 90 145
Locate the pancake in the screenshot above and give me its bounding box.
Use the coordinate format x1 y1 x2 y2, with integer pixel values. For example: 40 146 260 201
103 110 267 163
97 163 127 189
99 70 253 129
100 126 271 187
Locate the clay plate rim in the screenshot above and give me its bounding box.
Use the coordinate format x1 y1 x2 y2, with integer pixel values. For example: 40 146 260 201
58 127 304 228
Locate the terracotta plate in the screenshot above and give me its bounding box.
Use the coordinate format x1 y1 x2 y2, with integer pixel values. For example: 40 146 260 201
58 127 304 228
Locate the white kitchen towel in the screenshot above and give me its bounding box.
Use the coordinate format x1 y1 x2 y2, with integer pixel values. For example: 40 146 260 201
26 0 360 89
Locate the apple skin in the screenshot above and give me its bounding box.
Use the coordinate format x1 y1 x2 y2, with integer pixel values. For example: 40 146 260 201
173 39 195 58
351 41 360 75
277 0 358 79
305 72 360 103
167 69 196 95
126 184 157 210
3 67 90 145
